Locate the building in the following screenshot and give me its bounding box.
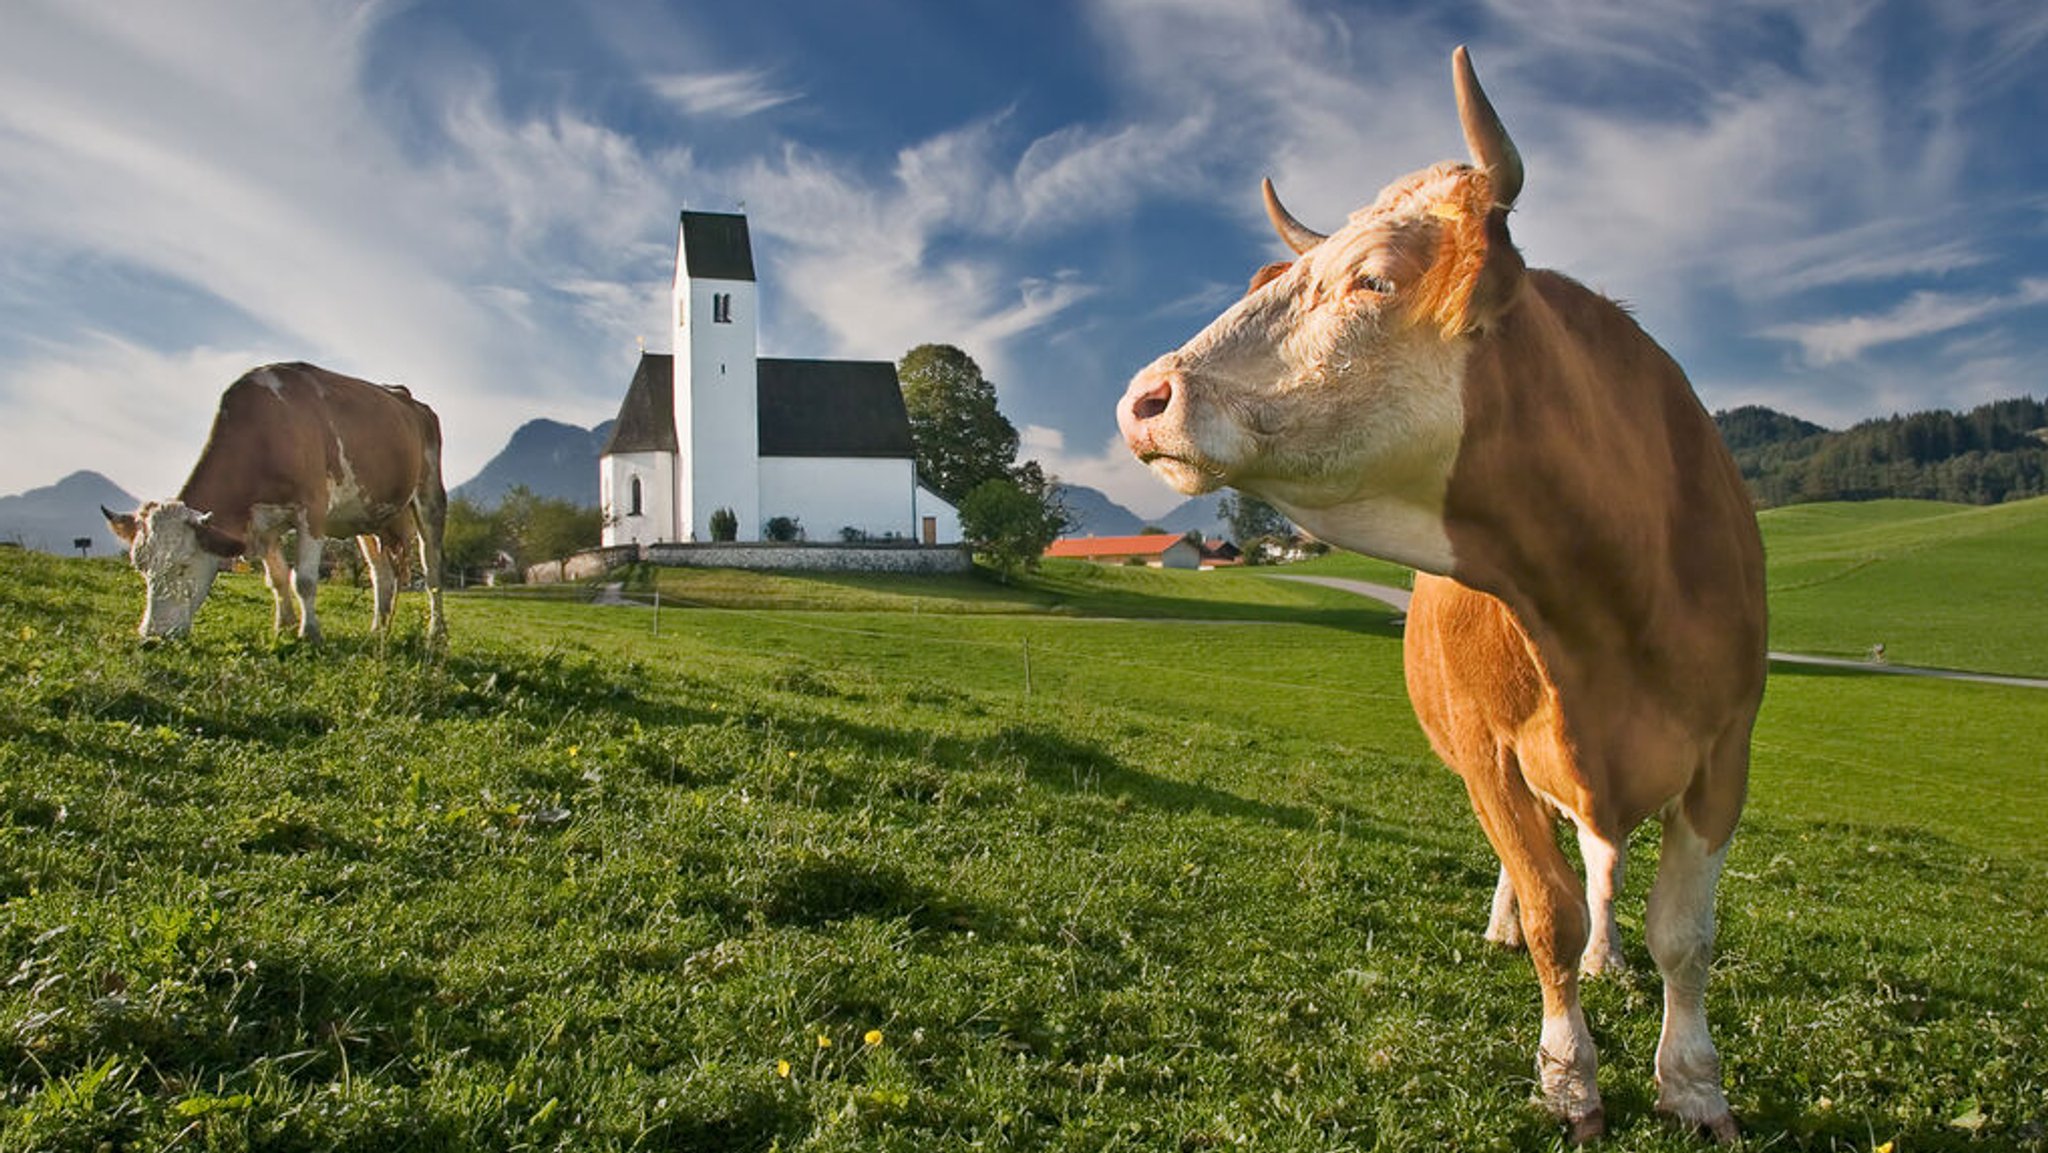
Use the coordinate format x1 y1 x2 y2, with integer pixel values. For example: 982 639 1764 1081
599 211 961 547
1043 533 1204 569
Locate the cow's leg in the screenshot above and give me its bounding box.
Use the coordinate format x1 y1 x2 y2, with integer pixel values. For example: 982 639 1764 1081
260 545 296 635
411 489 447 642
1576 823 1628 976
1485 865 1522 948
1647 816 1738 1140
291 529 325 643
1461 756 1603 1141
359 534 397 632
1647 813 1738 1142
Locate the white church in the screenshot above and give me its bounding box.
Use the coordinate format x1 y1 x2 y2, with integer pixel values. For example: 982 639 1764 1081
599 210 961 547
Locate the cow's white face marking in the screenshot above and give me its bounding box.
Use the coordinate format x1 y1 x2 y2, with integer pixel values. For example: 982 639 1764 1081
126 502 227 637
1120 165 1482 574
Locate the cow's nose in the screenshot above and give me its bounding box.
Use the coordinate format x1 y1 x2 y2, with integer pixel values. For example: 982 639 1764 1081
1128 373 1175 423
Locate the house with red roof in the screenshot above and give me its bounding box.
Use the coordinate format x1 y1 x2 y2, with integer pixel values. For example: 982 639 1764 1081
1043 533 1202 569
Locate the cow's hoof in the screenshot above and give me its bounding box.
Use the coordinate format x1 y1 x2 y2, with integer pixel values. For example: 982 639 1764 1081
1484 925 1524 950
1578 945 1626 978
1566 1107 1606 1145
1700 1111 1741 1145
1659 1106 1740 1145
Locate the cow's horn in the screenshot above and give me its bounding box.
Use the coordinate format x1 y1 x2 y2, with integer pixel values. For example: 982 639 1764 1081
1452 46 1523 208
1262 178 1326 255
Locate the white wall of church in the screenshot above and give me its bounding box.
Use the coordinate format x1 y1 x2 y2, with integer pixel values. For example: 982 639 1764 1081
758 457 939 542
675 274 759 542
600 451 678 547
913 485 962 545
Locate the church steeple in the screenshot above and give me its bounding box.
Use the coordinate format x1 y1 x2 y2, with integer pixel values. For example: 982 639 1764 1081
672 211 760 540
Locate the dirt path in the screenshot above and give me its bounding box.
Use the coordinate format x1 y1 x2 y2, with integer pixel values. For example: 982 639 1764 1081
1265 573 2048 690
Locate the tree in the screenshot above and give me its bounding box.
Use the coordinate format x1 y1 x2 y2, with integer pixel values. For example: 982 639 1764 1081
497 486 600 565
443 495 507 586
959 477 1061 581
898 343 1019 505
1218 491 1289 562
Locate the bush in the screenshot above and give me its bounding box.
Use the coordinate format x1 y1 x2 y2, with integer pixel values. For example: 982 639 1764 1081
709 507 739 542
764 515 801 543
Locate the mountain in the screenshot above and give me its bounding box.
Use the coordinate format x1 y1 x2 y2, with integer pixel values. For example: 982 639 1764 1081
451 419 614 509
0 470 138 556
1152 493 1230 541
1051 484 1145 537
1050 484 1231 542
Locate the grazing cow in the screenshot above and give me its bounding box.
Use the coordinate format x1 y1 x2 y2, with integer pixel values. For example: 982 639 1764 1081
105 362 448 644
1117 48 1765 1142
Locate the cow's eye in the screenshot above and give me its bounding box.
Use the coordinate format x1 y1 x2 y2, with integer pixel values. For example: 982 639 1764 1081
1356 273 1395 295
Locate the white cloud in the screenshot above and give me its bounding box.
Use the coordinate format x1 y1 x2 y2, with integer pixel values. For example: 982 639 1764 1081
0 335 275 500
1020 424 1185 520
648 69 801 119
1761 279 2048 365
0 2 700 494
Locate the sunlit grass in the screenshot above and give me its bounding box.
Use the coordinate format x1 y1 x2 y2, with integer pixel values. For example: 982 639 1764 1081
0 548 2041 1150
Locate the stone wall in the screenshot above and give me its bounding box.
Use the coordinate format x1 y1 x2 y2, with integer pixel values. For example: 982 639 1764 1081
526 541 971 583
644 541 972 574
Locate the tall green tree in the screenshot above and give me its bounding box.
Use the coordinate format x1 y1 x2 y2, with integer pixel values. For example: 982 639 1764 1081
442 495 507 586
898 344 1019 505
959 477 1061 581
1218 491 1289 558
497 486 601 566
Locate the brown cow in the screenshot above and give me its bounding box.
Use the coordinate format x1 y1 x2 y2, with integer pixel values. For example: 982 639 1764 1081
1117 48 1765 1142
105 362 448 644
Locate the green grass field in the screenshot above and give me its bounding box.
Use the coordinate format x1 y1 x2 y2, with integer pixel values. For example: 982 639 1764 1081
0 534 2042 1151
1758 497 2048 677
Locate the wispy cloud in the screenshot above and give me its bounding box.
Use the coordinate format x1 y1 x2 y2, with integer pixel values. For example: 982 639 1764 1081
1762 278 2048 365
648 68 801 119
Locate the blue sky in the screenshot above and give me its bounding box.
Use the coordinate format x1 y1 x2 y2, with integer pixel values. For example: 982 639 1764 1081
3 1 2044 517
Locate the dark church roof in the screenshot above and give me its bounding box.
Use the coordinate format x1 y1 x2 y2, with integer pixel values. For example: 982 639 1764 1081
678 212 756 282
758 359 914 459
599 354 913 461
600 353 679 454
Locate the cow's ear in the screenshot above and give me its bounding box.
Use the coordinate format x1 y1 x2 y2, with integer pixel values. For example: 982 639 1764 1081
193 521 245 559
1247 261 1293 295
103 505 141 545
1410 171 1524 336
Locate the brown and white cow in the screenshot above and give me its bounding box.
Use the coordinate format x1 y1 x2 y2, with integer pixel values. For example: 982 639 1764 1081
105 362 448 644
1118 48 1765 1143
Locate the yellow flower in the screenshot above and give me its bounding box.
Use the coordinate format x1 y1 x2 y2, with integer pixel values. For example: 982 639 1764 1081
1874 1144 1893 1153
864 1029 884 1047
816 1033 832 1049
775 1059 791 1078
567 745 580 758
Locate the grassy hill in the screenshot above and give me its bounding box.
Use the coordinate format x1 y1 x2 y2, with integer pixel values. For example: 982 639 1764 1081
1759 496 2048 676
0 551 2042 1150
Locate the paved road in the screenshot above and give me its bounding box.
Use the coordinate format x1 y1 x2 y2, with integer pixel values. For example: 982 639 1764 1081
1266 574 2048 690
1265 573 1412 612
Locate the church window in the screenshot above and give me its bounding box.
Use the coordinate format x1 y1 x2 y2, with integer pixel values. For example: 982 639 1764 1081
628 476 643 516
713 293 733 323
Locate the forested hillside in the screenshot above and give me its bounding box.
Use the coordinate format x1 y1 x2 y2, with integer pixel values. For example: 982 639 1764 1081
1714 397 2047 507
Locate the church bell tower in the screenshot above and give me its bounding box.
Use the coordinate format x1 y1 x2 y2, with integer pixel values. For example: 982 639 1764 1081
673 211 760 540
